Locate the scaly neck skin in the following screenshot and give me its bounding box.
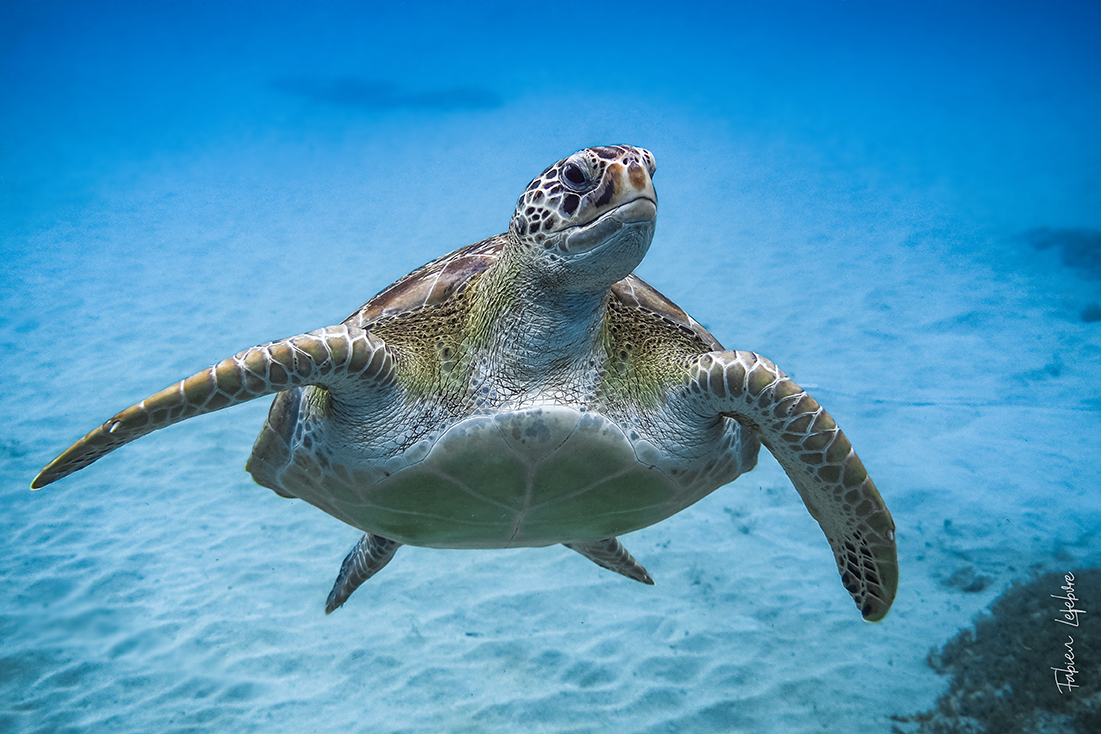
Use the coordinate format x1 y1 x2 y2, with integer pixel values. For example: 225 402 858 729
493 289 609 383
468 245 611 390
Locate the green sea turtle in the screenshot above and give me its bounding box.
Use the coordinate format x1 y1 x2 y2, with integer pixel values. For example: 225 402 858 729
33 145 897 620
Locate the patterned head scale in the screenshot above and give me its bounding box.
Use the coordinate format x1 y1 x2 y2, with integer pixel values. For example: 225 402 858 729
510 145 657 249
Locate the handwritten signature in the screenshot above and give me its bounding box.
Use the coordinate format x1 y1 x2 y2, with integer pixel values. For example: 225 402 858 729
1051 572 1086 694
1053 572 1087 627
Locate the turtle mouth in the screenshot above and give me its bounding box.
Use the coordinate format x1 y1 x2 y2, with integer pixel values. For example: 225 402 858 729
563 196 657 253
607 196 658 225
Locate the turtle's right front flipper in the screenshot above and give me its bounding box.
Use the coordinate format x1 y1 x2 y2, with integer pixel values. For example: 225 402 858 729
31 325 394 489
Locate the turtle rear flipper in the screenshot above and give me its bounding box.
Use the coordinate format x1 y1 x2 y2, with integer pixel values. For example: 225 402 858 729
564 537 654 585
31 325 395 489
325 533 402 614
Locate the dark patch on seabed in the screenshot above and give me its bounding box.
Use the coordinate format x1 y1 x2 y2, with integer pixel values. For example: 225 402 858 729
1 438 28 459
942 565 994 594
1021 227 1101 323
1024 227 1101 280
892 568 1101 734
273 77 501 112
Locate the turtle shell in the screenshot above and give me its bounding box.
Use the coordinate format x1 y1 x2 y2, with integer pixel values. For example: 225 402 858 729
344 235 722 350
315 404 729 549
245 236 745 546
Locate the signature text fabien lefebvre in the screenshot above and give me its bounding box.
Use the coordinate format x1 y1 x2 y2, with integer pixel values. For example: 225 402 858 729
1051 572 1087 694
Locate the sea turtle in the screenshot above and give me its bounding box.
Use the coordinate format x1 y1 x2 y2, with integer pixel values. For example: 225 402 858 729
33 145 898 620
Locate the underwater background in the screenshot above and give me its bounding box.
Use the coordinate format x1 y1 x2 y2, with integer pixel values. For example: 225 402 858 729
2 1 1100 732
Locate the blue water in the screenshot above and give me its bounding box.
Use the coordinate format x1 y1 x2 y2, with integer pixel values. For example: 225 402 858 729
3 2 1100 732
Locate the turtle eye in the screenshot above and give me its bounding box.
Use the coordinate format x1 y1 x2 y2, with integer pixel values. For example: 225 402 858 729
562 162 589 190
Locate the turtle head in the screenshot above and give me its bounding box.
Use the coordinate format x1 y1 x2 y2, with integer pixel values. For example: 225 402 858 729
509 145 657 292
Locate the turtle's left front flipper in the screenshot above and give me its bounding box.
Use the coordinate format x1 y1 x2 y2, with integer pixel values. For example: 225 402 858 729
685 351 897 622
31 325 393 489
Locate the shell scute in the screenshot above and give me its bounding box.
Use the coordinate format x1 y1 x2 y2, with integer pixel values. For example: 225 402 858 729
346 236 505 328
611 275 722 351
287 407 702 549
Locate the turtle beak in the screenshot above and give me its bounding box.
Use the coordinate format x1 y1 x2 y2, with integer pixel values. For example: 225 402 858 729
606 148 657 218
563 150 657 253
